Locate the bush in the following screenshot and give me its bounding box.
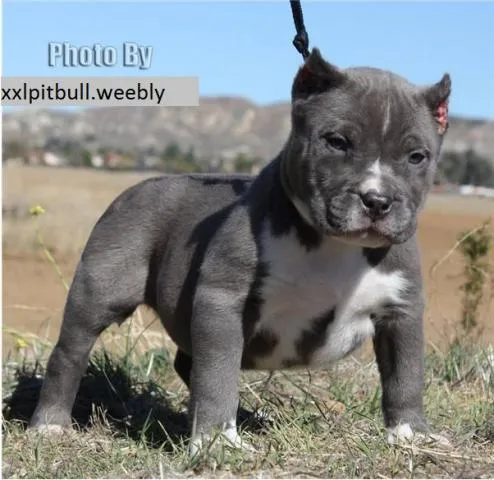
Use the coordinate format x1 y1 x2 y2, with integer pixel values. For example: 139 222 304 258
457 222 492 334
437 150 494 187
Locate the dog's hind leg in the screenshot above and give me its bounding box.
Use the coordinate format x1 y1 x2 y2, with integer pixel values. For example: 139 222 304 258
29 231 150 430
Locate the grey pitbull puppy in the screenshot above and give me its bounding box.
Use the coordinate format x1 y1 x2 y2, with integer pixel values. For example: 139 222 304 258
29 48 452 453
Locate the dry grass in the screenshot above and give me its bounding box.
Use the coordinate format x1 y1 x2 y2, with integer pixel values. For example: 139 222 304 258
2 315 494 478
3 164 494 259
2 165 158 258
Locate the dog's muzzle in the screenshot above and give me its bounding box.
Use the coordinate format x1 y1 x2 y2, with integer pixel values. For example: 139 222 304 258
359 189 394 220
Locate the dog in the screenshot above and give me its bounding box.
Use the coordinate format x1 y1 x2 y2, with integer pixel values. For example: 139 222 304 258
29 48 452 455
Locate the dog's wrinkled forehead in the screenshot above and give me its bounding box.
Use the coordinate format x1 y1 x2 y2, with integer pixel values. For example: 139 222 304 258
291 48 451 147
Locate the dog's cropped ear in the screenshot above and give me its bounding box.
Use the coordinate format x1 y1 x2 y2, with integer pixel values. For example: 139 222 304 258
422 73 452 135
292 48 346 100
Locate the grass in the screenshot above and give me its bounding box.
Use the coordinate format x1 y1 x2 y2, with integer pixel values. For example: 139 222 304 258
2 311 494 478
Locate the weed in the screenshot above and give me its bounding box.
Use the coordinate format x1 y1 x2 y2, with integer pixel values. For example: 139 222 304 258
457 220 492 335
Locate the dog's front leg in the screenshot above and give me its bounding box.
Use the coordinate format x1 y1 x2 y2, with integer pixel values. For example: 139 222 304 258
373 307 429 444
188 286 246 457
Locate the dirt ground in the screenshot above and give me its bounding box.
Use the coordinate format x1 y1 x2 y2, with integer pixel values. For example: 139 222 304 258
3 165 494 355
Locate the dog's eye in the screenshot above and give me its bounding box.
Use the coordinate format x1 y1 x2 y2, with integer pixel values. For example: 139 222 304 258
324 133 350 152
408 150 429 165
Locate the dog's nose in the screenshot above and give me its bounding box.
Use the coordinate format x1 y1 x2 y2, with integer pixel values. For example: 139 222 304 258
360 190 393 218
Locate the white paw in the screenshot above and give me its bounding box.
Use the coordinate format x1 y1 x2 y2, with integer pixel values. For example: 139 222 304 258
27 424 71 439
387 423 451 448
222 425 257 453
387 423 414 444
189 419 257 457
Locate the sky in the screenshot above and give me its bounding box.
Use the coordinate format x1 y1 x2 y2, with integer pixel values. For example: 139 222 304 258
2 1 494 119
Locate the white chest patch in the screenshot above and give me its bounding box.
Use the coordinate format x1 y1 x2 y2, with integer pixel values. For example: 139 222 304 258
252 221 409 370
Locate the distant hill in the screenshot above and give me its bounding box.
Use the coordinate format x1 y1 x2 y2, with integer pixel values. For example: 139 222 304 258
2 98 494 164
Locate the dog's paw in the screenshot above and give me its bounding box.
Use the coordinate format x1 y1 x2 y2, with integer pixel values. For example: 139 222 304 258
222 427 257 453
387 423 451 449
387 423 414 444
27 424 74 439
189 421 257 458
188 435 257 458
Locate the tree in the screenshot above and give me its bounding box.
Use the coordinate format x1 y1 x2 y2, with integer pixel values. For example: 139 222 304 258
184 147 196 165
436 150 494 187
3 141 26 162
162 142 182 160
82 150 93 168
233 153 254 173
462 150 494 187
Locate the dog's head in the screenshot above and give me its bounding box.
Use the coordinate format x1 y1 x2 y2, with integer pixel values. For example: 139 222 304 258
282 48 451 248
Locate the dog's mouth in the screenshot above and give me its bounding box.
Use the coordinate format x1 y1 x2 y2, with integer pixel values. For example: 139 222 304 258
320 193 418 246
290 190 415 246
324 211 413 247
331 226 392 248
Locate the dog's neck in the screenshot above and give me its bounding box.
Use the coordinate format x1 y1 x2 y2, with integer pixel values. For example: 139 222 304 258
244 154 323 251
276 152 317 229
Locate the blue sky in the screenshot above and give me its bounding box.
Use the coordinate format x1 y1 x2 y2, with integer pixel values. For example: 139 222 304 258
3 1 494 119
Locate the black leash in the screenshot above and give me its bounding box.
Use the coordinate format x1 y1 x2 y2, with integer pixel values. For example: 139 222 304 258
290 0 310 60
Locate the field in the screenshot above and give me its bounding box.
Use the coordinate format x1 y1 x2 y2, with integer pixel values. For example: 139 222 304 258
3 165 494 351
2 165 494 478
